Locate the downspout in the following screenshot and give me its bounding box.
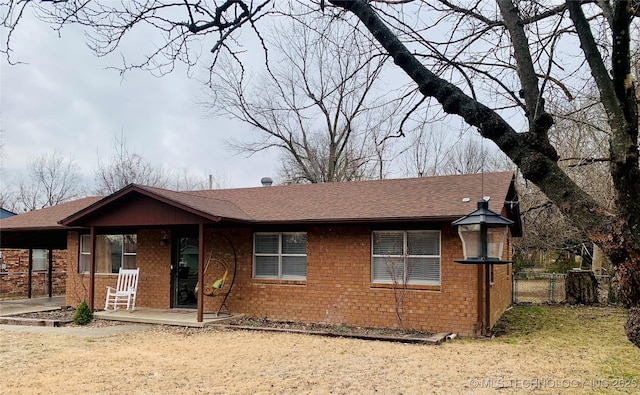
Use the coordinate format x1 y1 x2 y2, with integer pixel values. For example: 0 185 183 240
89 226 96 311
197 223 204 323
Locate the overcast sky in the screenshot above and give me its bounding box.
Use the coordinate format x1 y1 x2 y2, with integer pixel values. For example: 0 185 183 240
1 11 278 192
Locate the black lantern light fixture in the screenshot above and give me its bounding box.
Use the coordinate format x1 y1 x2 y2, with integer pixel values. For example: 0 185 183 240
452 199 514 264
452 198 514 337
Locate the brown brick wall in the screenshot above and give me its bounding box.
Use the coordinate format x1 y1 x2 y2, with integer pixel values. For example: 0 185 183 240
0 249 67 298
222 224 485 336
488 234 514 328
136 229 172 308
65 231 87 304
64 224 514 337
65 230 173 308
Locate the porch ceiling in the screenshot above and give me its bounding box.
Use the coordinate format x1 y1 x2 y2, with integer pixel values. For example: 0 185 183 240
0 229 69 249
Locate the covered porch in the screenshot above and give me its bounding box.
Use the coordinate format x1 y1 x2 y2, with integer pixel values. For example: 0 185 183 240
58 185 245 323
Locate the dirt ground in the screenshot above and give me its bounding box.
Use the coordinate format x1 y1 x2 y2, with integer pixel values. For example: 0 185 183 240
1 307 639 394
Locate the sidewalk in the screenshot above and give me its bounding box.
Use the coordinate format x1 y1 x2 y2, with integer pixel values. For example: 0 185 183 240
0 296 66 316
0 296 150 337
0 323 151 337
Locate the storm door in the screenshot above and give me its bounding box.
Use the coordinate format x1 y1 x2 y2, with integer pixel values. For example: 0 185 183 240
173 236 198 308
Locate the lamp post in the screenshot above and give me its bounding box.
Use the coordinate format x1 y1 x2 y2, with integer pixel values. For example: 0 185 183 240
452 200 513 336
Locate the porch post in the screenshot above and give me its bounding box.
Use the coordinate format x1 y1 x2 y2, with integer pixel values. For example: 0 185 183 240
48 248 53 298
27 249 33 298
89 226 96 311
197 223 204 323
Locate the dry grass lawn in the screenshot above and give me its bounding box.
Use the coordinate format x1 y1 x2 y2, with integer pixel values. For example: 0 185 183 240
1 305 639 394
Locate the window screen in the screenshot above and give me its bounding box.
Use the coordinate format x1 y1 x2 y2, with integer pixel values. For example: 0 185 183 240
79 234 137 273
32 249 47 271
254 232 307 280
372 230 440 285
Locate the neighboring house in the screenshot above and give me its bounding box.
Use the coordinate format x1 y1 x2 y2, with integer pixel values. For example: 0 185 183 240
0 206 66 298
0 208 15 290
0 248 69 298
0 208 16 269
0 208 16 220
0 172 521 336
0 200 100 298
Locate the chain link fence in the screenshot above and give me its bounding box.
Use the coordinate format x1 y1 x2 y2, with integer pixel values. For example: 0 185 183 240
512 272 615 304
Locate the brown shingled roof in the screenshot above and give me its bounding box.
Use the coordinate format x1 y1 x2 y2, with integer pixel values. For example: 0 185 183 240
0 197 102 231
184 171 516 223
1 172 518 230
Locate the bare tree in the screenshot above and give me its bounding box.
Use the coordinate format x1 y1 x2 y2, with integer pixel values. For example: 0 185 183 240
442 138 513 176
515 82 616 273
384 253 409 330
94 135 169 195
326 0 640 345
0 189 18 213
168 168 231 191
401 125 513 177
10 151 85 212
3 0 640 345
0 129 17 212
400 124 451 178
94 136 223 193
514 178 589 272
168 168 209 191
206 16 403 183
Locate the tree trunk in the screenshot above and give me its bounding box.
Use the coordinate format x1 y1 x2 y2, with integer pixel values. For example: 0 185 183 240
565 271 599 305
625 307 640 347
330 0 640 349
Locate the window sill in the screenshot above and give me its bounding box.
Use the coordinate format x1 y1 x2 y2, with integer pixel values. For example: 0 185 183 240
370 283 441 292
252 279 306 286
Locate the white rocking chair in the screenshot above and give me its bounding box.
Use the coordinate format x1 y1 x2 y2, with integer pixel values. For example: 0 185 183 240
104 268 139 311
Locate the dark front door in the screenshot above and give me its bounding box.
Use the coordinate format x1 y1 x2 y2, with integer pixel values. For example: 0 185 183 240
173 236 198 308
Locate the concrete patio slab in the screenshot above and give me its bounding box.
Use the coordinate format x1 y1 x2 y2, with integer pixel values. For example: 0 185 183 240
0 296 66 316
0 297 237 328
94 308 237 327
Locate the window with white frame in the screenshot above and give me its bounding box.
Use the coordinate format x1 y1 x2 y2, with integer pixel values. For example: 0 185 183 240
79 234 137 273
254 232 307 279
32 249 47 271
371 230 440 285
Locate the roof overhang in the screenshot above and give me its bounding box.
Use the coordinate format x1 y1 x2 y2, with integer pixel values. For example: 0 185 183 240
0 229 72 249
244 215 465 226
1 173 522 243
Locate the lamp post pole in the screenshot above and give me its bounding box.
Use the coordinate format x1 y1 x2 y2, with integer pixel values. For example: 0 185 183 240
481 222 491 336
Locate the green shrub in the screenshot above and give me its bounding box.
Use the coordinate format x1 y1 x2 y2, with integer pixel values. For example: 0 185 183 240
73 300 94 325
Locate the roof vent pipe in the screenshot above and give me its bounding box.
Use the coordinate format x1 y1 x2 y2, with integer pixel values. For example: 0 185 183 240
261 177 273 187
